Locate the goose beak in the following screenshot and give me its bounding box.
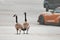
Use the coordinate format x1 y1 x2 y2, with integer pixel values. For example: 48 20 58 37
13 14 16 17
13 15 15 17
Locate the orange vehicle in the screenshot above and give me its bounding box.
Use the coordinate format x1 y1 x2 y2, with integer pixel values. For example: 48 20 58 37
37 7 60 25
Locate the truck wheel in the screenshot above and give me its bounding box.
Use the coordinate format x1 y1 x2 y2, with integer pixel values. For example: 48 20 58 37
39 15 44 24
46 5 49 12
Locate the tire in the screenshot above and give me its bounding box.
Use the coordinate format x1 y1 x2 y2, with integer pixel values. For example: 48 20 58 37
39 15 44 25
46 5 49 12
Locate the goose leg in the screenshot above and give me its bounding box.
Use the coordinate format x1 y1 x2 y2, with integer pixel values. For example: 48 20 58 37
17 30 18 34
23 31 25 34
19 30 21 34
26 29 28 34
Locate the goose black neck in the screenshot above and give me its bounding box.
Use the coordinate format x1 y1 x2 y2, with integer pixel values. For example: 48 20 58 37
24 12 27 22
16 16 18 23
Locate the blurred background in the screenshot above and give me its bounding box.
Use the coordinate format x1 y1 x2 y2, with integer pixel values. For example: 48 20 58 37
0 0 60 40
0 0 44 26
